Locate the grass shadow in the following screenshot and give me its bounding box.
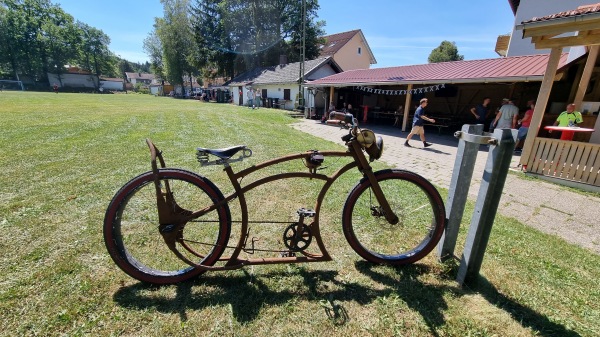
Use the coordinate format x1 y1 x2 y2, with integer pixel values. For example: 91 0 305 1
112 262 457 330
354 261 460 336
472 276 582 337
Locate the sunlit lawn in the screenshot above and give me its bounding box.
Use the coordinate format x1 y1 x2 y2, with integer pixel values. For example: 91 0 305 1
0 91 598 336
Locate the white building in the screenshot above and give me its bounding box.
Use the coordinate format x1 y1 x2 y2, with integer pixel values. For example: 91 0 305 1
225 57 342 115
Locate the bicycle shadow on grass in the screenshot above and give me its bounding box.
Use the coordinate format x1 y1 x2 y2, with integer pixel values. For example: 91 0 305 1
112 262 457 328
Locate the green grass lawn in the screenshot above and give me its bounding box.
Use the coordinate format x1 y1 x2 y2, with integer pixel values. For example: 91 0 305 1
1 91 599 336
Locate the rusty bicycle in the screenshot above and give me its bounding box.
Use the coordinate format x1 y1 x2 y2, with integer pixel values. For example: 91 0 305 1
103 113 446 285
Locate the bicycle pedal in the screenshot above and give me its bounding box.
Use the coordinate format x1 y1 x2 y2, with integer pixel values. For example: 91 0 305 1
297 208 316 217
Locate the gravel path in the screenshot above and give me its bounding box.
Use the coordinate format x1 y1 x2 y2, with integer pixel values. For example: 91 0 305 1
292 119 600 254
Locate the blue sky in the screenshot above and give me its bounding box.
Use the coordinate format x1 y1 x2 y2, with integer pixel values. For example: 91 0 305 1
56 0 517 68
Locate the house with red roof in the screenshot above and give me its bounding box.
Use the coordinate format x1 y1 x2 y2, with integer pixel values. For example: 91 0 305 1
319 29 376 71
306 2 600 136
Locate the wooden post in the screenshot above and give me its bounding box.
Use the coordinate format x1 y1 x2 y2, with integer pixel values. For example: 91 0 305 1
437 124 484 261
456 128 518 286
329 86 335 110
573 45 600 108
402 84 413 132
520 47 563 167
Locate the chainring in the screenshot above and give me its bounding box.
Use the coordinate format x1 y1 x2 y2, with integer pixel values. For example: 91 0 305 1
283 222 313 252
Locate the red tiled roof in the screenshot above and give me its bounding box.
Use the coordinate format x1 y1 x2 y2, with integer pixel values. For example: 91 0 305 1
307 53 569 86
521 2 600 24
319 29 360 57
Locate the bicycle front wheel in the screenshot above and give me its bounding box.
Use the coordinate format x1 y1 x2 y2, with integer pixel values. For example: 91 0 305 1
342 169 445 265
104 169 231 284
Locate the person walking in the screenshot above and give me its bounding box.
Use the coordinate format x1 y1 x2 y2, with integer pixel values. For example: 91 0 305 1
254 89 262 109
493 98 518 130
247 88 254 109
404 98 436 148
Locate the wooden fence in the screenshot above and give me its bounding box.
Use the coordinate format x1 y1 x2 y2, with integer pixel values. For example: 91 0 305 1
525 137 600 187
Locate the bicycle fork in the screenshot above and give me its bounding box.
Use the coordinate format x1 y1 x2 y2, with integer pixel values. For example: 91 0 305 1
349 141 399 225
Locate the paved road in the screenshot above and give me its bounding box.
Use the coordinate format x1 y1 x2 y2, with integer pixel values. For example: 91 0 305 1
292 119 600 254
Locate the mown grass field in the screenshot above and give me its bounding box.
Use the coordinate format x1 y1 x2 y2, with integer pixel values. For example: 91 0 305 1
1 91 599 336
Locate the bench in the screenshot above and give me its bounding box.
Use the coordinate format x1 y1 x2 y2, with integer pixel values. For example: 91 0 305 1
424 123 449 135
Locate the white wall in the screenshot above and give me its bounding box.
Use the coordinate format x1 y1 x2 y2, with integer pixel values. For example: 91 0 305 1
47 73 98 88
508 0 592 57
231 84 308 110
100 80 123 91
307 64 337 81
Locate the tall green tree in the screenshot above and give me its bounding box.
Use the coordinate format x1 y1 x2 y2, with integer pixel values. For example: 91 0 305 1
156 0 197 92
41 7 80 86
0 2 24 80
142 30 164 79
77 22 117 83
428 40 464 63
0 0 115 85
189 0 324 79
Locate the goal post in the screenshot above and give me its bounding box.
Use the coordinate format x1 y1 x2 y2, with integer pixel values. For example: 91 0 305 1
0 80 25 91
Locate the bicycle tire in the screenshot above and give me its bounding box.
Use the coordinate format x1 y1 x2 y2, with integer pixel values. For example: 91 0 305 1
103 169 231 284
342 169 445 265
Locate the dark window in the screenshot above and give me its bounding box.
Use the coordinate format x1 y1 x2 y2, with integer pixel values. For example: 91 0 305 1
358 47 362 55
284 89 291 100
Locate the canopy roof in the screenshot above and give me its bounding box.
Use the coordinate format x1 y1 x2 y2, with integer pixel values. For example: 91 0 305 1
307 53 569 87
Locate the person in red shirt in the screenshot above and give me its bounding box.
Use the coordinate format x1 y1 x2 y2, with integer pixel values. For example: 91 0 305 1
515 100 534 152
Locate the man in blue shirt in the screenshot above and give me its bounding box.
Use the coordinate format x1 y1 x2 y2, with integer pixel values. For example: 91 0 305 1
470 97 491 129
405 98 436 148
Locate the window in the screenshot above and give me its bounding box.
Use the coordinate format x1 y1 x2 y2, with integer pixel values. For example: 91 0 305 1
358 47 362 55
283 89 291 100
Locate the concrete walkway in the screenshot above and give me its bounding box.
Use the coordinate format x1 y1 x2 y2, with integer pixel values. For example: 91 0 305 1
292 119 600 254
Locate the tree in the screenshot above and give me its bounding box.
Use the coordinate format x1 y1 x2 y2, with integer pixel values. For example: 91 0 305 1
188 0 325 79
142 30 164 79
42 8 80 86
77 22 117 84
428 41 464 63
0 0 116 85
155 0 197 92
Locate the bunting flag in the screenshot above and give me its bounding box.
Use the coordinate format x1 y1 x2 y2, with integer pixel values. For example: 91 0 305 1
354 84 445 96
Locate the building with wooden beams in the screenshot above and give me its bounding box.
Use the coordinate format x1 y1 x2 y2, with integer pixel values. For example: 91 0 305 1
517 3 600 190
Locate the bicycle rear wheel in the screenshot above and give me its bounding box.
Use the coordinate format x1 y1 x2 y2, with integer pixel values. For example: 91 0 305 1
104 169 231 284
342 169 445 265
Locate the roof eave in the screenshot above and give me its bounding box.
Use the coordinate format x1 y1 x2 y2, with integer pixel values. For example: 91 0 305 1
516 11 600 31
306 76 546 88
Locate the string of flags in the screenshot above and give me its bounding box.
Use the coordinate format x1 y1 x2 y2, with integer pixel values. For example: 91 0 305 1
354 84 446 96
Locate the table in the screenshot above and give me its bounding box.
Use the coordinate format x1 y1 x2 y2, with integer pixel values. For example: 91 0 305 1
544 126 595 141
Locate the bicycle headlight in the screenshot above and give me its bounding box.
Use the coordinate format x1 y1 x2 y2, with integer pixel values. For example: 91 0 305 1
357 129 376 148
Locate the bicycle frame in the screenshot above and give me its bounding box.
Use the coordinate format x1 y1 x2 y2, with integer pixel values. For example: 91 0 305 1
147 128 397 272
